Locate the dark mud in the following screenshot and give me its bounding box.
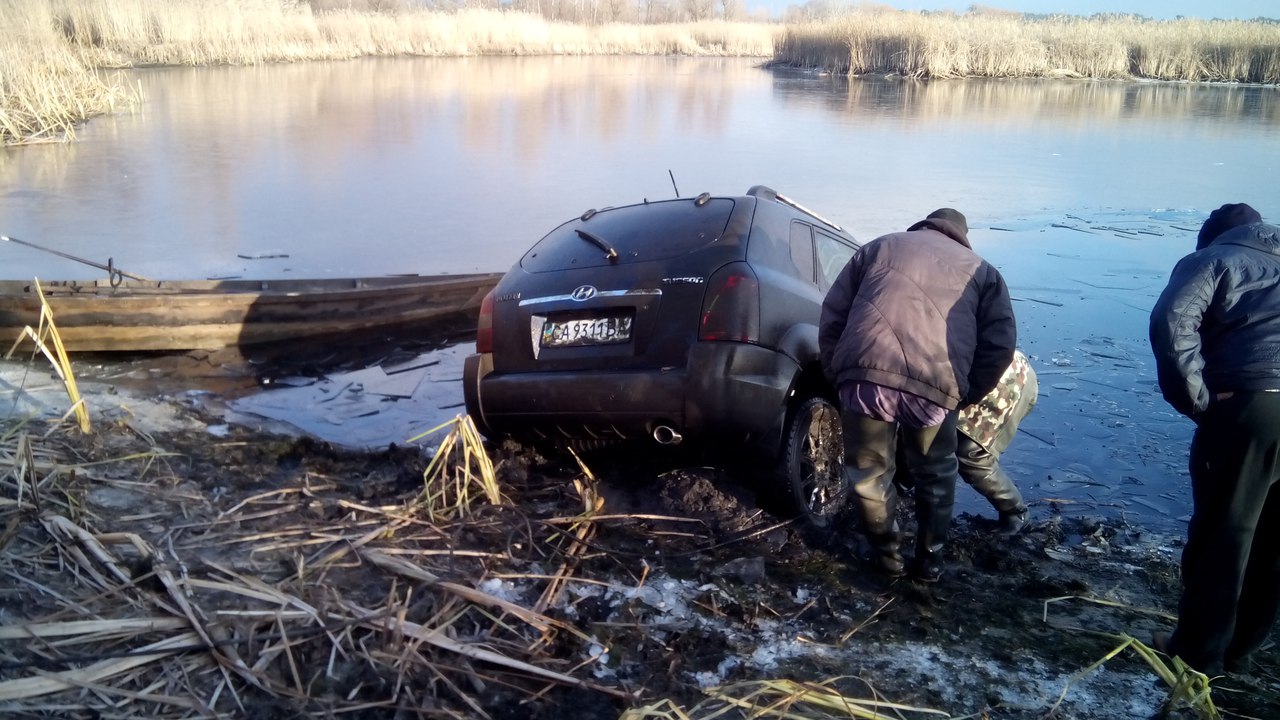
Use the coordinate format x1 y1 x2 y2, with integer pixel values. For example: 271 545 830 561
12 408 1280 719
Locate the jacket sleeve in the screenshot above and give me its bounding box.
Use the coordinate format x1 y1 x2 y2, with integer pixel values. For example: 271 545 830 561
819 251 864 382
966 264 1018 404
1149 255 1215 417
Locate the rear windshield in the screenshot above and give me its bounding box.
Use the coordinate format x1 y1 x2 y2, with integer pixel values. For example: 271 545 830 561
520 198 735 272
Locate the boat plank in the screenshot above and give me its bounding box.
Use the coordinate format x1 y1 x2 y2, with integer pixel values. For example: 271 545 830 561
0 273 502 352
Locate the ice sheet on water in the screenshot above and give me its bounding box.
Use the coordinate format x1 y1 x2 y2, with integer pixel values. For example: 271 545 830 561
228 343 474 450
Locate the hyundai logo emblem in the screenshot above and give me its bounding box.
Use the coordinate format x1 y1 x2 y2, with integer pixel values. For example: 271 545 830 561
570 285 597 302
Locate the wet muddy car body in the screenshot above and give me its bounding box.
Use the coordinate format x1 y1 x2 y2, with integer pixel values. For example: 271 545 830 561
463 186 860 525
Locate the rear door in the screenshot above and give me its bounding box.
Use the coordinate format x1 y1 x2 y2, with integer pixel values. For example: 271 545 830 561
489 197 749 374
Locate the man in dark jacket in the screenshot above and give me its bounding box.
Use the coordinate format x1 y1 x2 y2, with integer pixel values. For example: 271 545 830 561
820 208 1016 582
1149 202 1280 676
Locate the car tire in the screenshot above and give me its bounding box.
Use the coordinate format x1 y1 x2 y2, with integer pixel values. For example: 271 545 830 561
775 395 846 530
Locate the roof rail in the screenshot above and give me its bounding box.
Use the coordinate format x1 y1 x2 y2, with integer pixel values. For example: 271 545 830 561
774 192 844 232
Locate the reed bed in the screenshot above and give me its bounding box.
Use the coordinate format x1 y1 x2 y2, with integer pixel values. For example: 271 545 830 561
0 412 637 717
0 4 138 145
778 12 1280 82
41 0 779 66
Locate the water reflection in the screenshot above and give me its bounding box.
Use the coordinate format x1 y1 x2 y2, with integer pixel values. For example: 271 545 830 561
0 57 776 281
0 56 1274 285
781 73 1280 131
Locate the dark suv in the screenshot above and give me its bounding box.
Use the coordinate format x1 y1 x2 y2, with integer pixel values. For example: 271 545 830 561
463 186 860 526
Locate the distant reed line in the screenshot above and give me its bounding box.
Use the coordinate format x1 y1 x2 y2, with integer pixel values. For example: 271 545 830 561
2 0 1277 145
779 13 1280 83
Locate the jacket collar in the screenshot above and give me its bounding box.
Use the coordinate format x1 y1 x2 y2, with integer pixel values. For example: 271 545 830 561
1210 222 1280 255
907 218 972 248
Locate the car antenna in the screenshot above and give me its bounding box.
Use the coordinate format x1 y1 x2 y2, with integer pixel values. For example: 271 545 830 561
669 169 680 198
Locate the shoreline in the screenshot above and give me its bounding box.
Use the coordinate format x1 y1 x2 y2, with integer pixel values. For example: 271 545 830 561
4 4 1278 145
1 372 1269 718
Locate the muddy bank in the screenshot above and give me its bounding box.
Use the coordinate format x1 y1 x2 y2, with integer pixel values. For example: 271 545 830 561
1 399 1278 718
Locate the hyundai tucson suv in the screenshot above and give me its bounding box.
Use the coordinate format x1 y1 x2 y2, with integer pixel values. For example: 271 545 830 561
463 185 860 526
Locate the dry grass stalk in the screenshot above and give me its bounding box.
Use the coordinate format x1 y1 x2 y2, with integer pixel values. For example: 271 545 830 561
0 631 203 702
4 282 91 433
0 617 188 641
360 548 559 637
412 413 505 522
1042 593 1177 623
1043 595 1220 719
533 447 603 616
621 699 695 719
839 597 894 643
698 676 949 718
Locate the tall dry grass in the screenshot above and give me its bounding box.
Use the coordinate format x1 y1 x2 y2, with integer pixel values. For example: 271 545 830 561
3 0 1279 145
0 4 138 144
48 0 779 65
779 11 1280 83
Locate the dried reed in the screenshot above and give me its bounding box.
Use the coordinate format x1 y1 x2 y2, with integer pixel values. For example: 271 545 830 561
0 4 138 145
411 413 505 522
4 281 91 434
0 402 636 717
699 677 949 718
779 12 1280 82
1043 594 1220 719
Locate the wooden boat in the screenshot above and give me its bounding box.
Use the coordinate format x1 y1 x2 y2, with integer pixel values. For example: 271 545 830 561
0 273 502 352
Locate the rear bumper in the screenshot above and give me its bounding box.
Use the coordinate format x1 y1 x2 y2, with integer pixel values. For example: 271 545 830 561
463 342 797 447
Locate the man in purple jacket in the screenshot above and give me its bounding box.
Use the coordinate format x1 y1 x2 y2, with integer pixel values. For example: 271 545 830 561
820 208 1016 582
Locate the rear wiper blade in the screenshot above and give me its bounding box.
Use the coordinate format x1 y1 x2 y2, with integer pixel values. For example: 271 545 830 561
576 229 619 261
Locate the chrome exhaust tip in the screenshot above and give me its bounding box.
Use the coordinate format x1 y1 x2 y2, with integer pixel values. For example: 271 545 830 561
652 425 683 446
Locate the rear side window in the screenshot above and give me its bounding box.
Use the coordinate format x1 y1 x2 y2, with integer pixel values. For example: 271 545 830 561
789 222 816 283
816 230 857 289
520 198 735 272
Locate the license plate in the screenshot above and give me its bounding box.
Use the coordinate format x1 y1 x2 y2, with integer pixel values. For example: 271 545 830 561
541 316 632 347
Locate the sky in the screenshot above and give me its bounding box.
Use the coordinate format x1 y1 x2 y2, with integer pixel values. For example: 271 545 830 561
762 1 1277 20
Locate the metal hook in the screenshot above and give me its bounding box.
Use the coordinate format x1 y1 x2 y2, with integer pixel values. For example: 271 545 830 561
108 257 124 288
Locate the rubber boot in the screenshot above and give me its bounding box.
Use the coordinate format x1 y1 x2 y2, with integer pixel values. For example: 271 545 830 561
848 464 905 576
910 487 952 583
910 537 944 583
957 434 1028 535
902 414 959 583
842 413 904 577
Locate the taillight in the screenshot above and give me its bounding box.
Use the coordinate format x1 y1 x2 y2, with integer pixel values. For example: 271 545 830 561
700 262 760 343
475 289 495 353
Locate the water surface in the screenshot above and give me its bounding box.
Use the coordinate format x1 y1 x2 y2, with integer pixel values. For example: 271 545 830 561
1 57 1275 280
2 56 1278 532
